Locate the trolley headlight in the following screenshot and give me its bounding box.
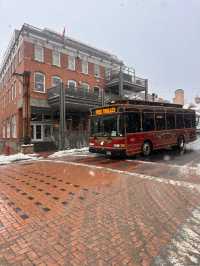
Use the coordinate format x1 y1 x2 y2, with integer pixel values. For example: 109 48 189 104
89 143 95 146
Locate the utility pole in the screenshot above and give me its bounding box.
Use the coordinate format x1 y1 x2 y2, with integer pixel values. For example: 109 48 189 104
119 65 124 98
145 79 148 101
59 82 66 150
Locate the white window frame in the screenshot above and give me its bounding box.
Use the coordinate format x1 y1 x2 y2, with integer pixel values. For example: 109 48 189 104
19 82 23 95
94 64 100 77
34 72 45 93
31 123 53 141
14 82 17 99
52 76 62 87
11 115 17 138
34 45 44 62
31 124 43 141
2 123 5 138
81 60 88 74
52 50 60 67
68 80 77 90
68 56 75 71
11 85 14 101
7 119 10 138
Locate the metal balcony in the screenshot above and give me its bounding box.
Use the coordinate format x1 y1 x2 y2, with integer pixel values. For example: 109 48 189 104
105 66 147 93
48 85 103 111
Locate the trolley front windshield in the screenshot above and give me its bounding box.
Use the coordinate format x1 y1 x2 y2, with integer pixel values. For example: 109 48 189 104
90 114 125 137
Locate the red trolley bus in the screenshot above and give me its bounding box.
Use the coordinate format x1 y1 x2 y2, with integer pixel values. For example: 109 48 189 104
89 100 196 157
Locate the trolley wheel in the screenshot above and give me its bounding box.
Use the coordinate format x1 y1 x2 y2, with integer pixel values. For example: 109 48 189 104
142 141 152 156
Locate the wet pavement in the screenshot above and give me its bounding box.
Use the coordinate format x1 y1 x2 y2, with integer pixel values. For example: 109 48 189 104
0 148 200 265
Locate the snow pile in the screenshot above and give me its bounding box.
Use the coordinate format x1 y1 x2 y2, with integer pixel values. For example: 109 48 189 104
184 102 200 116
187 137 200 151
0 153 38 165
49 147 89 158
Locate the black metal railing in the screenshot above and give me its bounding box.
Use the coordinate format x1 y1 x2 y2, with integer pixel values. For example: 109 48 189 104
48 85 103 105
65 87 102 101
47 84 145 106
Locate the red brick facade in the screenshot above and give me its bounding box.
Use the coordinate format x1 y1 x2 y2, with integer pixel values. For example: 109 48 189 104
0 24 121 153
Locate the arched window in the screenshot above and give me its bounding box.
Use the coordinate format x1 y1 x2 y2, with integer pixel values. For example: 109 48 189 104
52 76 62 87
93 86 100 96
81 82 90 93
34 72 45 92
68 80 77 90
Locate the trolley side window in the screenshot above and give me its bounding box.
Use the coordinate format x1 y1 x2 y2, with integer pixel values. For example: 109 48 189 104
126 112 141 133
142 110 155 131
184 112 192 128
155 112 166 130
176 113 184 129
166 112 175 129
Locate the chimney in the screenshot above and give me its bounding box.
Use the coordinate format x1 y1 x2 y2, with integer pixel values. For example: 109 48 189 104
173 89 184 105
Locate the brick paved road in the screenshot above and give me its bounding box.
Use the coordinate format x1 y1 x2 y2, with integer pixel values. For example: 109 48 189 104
0 154 200 265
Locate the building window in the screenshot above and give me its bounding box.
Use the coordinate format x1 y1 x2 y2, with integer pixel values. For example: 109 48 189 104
11 115 17 138
19 82 23 95
93 86 100 96
11 82 16 101
18 48 22 63
80 82 90 94
7 119 10 138
68 80 77 90
52 76 62 87
34 45 44 62
2 123 5 138
68 56 75 71
11 86 14 101
31 124 53 141
52 51 60 67
34 72 45 92
94 64 100 77
81 60 88 74
14 82 17 98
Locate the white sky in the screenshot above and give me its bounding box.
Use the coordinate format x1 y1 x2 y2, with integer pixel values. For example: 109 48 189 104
0 0 200 103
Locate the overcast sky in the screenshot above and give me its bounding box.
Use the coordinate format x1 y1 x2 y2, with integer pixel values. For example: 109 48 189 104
0 0 200 103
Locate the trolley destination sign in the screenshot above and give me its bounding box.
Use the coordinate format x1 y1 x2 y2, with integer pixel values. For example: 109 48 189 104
95 107 117 116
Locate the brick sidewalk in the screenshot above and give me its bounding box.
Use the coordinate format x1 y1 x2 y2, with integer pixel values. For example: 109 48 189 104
0 160 199 265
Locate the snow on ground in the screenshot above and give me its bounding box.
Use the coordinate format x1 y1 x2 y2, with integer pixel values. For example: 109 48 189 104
49 147 89 158
187 137 200 151
0 153 39 165
153 205 200 266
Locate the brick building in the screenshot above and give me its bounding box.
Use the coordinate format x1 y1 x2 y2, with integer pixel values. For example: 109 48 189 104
0 24 148 153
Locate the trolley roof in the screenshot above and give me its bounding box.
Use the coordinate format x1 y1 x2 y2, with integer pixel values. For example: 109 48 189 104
107 99 183 108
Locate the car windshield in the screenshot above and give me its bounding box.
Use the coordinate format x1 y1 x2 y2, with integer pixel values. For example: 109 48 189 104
91 114 124 137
